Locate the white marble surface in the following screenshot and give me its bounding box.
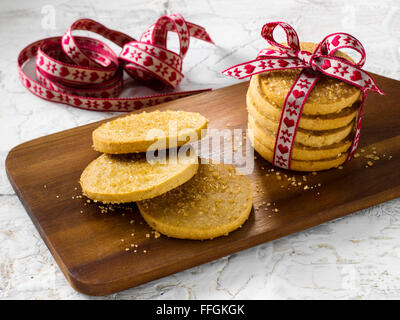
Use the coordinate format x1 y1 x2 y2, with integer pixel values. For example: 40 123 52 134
1 0 400 300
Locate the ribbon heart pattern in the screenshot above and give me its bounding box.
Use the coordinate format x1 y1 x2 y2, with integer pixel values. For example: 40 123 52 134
18 14 214 112
222 21 384 170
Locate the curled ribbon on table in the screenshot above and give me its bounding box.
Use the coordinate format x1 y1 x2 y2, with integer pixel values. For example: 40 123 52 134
18 13 214 112
222 21 384 170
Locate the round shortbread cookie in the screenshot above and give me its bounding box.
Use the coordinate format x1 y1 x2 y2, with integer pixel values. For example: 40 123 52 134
80 152 199 203
248 117 351 161
248 133 347 172
137 162 253 240
251 42 361 116
247 111 354 148
93 110 208 154
247 83 360 131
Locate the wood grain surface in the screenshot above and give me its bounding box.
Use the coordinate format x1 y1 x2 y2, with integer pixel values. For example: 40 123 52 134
6 74 400 296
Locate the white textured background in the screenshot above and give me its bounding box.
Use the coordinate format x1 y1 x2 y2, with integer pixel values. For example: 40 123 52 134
1 0 400 299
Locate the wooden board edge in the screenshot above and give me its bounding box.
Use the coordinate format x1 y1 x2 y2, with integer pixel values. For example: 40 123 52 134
64 185 400 295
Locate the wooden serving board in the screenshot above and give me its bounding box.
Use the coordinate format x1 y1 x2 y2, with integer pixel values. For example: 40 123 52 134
6 74 400 296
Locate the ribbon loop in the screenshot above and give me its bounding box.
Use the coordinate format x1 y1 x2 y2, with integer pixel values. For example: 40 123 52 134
261 21 300 56
144 13 191 58
62 19 133 68
223 21 384 170
18 14 214 112
316 32 366 67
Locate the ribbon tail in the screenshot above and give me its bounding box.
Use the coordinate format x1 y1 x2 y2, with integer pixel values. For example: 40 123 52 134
186 22 214 44
20 67 210 112
222 57 307 80
272 70 319 169
346 91 367 161
222 59 261 79
313 56 385 96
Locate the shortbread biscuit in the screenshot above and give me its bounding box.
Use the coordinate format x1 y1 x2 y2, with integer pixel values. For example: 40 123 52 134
248 133 347 172
137 163 253 240
248 113 354 148
80 152 199 203
93 110 208 154
253 42 361 115
247 86 360 131
248 117 351 161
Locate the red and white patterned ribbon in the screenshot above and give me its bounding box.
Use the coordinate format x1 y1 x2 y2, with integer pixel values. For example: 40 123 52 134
222 21 384 169
18 14 214 112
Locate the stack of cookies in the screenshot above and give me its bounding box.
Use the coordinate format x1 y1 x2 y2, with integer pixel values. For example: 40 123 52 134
80 110 253 240
247 43 361 171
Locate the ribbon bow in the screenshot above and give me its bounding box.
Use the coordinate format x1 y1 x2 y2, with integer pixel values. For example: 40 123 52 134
222 21 384 169
18 13 214 112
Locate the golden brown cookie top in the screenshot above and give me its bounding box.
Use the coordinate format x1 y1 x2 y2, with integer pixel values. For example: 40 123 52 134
92 110 208 154
79 152 199 203
137 162 253 240
256 42 361 114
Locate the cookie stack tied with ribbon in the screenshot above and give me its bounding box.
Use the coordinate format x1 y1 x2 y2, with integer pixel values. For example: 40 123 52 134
223 22 384 171
18 14 214 112
80 110 253 240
